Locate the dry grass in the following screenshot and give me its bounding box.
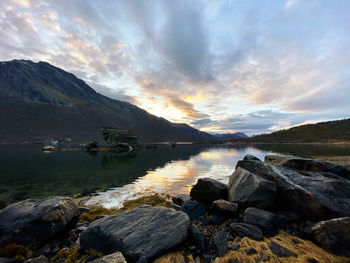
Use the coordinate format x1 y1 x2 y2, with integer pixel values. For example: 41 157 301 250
216 231 350 263
0 243 26 261
153 231 350 263
154 251 195 263
79 193 172 222
50 246 104 263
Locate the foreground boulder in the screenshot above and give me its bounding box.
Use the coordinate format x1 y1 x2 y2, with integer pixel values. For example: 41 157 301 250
0 196 78 247
311 217 350 256
190 178 227 205
236 160 350 221
243 207 280 236
79 205 190 262
228 167 276 209
265 154 350 180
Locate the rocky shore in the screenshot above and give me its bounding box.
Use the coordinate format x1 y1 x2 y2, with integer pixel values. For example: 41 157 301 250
1 154 350 263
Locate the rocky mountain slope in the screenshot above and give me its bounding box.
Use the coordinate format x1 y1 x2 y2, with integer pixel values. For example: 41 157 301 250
0 60 214 143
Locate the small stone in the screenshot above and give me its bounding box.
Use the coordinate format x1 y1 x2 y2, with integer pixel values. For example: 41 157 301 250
291 238 301 244
89 252 127 263
25 256 48 263
230 223 263 241
269 241 296 257
202 254 214 263
245 247 257 255
190 224 206 253
172 195 190 206
210 200 238 218
243 207 280 236
213 229 229 257
209 215 224 225
259 254 269 262
228 243 240 251
306 258 319 263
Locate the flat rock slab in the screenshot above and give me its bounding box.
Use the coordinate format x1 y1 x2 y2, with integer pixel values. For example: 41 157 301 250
90 252 126 263
79 205 190 262
0 196 78 247
265 154 350 180
311 217 350 256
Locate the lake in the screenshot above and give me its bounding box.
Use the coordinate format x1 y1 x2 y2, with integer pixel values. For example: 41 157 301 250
0 143 349 208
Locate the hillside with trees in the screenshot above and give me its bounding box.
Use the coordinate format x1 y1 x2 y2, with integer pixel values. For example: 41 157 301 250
248 118 350 143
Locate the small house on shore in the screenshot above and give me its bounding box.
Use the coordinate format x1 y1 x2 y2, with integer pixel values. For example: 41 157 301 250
100 127 138 146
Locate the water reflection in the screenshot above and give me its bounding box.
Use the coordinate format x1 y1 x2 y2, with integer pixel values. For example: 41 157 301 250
86 146 272 208
1 143 349 207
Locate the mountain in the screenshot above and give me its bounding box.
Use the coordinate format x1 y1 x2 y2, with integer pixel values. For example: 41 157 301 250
214 132 249 141
247 119 350 143
0 59 215 143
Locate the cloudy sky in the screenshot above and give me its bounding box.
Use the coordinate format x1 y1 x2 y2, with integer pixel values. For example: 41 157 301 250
1 0 349 135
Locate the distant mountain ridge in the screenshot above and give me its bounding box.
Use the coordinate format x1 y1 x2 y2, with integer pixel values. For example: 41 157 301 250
247 119 350 143
0 59 215 143
214 132 249 141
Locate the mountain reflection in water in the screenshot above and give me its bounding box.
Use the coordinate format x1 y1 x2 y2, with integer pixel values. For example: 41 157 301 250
1 143 349 207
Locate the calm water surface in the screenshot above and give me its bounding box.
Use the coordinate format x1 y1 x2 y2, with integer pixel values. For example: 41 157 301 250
0 144 349 207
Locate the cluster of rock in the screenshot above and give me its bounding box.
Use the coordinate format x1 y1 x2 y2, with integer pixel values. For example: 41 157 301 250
0 154 349 263
180 154 350 260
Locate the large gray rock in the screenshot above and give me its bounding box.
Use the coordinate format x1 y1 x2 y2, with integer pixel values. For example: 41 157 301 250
90 252 126 263
236 159 350 221
190 178 228 205
311 217 350 256
79 205 190 262
265 154 350 180
228 167 276 209
0 196 79 247
243 207 280 236
229 223 263 241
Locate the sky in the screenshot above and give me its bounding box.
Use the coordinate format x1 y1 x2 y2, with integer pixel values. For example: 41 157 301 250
0 0 349 135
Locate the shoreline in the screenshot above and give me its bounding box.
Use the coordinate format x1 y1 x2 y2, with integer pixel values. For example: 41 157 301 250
1 154 350 262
